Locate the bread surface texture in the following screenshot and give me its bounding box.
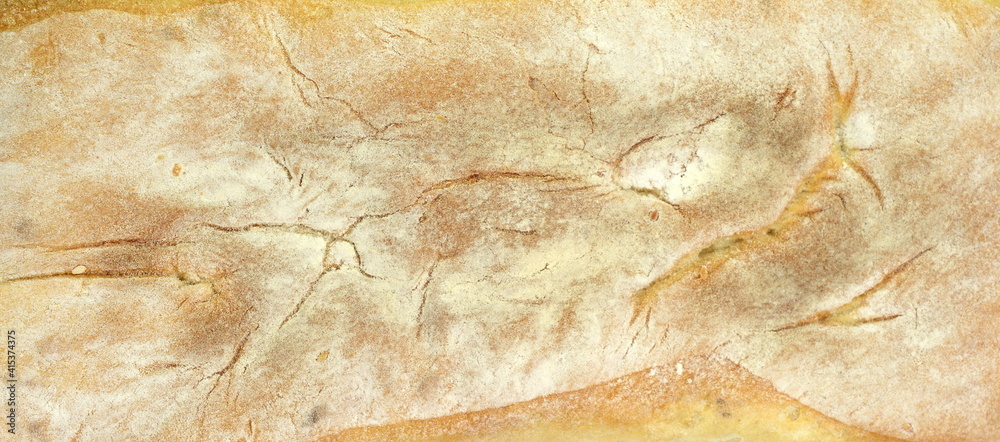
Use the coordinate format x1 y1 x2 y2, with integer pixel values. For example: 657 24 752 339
2 0 999 440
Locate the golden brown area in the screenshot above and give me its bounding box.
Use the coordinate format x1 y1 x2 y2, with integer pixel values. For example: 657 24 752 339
327 357 896 441
3 0 996 33
0 0 228 32
0 0 456 32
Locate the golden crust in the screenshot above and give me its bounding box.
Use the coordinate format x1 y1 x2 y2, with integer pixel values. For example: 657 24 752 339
329 356 896 441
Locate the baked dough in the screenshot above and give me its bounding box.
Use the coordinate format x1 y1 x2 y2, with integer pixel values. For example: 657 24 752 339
2 0 998 439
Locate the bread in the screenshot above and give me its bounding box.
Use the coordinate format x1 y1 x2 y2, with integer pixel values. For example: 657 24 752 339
2 0 998 439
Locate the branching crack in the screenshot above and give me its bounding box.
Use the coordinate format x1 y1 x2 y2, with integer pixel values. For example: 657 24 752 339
200 313 258 415
274 32 324 108
826 54 884 208
196 170 584 320
200 220 379 281
268 21 384 138
259 141 298 185
614 111 727 167
844 156 884 207
772 247 932 331
275 28 435 142
271 217 377 331
629 57 882 324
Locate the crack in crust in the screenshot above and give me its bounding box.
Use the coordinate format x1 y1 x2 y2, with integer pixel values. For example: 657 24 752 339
8 238 185 252
2 269 210 286
826 56 884 207
268 18 438 142
630 57 884 323
614 111 728 169
197 319 259 436
772 247 933 331
414 258 440 338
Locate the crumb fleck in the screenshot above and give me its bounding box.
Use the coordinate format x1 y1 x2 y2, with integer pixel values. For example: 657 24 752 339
71 265 87 275
172 164 182 176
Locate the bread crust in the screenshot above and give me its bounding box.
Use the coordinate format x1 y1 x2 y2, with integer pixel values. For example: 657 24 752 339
2 0 998 439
